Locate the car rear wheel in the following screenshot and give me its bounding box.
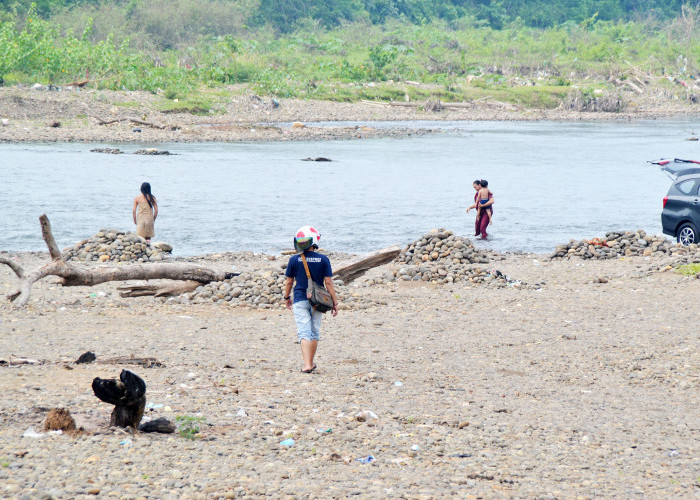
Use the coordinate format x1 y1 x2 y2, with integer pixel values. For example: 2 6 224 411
677 222 699 245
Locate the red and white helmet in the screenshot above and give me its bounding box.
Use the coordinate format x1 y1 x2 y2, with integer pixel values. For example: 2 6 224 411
294 225 321 252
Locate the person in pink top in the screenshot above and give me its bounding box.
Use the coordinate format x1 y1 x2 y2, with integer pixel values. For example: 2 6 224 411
466 179 494 239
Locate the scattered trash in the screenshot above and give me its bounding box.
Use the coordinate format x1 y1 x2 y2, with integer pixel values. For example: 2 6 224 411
411 444 420 451
132 128 142 133
76 351 96 364
315 428 332 434
120 439 132 447
280 438 295 447
89 293 97 298
301 157 332 162
355 410 378 422
187 372 196 379
669 449 680 457
394 381 404 387
236 408 247 417
22 427 44 439
164 406 172 412
355 455 375 464
146 402 164 410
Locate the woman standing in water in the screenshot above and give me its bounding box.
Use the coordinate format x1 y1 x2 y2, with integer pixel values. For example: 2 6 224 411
133 182 158 241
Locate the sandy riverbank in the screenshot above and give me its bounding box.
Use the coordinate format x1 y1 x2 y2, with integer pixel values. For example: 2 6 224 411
0 85 698 143
1 246 698 498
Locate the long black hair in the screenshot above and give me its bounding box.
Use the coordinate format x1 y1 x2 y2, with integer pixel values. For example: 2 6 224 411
140 182 154 208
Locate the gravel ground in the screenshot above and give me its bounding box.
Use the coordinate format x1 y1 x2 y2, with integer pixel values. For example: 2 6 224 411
1 249 698 499
1 85 698 143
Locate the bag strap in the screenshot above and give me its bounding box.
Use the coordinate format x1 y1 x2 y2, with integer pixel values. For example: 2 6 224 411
300 253 318 311
300 253 312 280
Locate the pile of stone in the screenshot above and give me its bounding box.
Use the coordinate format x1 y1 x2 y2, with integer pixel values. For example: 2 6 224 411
550 230 683 260
62 230 172 263
379 229 530 286
395 229 499 266
186 268 377 310
384 265 532 288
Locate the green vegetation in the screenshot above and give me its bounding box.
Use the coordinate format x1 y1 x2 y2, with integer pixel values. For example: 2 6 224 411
676 263 700 276
175 415 205 440
0 2 698 108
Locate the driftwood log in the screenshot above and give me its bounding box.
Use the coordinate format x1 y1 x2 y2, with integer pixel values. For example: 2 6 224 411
92 369 147 428
333 246 401 284
117 280 201 298
0 215 227 307
89 114 177 130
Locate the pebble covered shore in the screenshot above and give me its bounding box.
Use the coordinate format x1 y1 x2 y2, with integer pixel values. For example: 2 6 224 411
1 230 699 498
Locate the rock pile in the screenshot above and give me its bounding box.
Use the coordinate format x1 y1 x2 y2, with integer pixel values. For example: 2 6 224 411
62 230 172 263
395 229 498 266
185 268 377 310
381 229 530 286
550 230 685 260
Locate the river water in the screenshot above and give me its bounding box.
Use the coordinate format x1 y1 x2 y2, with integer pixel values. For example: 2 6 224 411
1 119 698 255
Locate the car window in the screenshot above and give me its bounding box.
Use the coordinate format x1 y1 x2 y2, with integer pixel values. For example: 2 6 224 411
676 179 697 195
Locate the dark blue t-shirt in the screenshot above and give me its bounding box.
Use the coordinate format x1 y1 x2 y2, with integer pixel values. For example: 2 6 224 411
285 251 333 303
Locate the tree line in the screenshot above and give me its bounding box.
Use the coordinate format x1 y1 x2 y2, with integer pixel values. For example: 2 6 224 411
2 0 696 32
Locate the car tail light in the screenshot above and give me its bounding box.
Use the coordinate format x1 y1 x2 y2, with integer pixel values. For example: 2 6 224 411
663 196 668 208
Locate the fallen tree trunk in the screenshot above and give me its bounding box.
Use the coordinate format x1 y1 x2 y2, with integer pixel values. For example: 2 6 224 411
89 114 177 130
1 215 227 307
333 245 401 284
117 280 201 298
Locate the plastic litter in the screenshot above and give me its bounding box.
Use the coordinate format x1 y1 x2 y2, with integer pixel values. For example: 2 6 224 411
22 427 44 439
146 402 164 409
355 455 375 464
280 438 295 447
411 444 420 451
315 428 332 434
669 449 680 457
120 439 132 447
394 381 403 387
236 408 247 417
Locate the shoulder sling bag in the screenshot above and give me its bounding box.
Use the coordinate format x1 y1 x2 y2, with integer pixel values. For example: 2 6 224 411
300 254 334 313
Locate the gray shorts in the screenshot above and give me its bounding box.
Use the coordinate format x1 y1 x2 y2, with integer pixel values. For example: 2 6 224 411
293 300 322 341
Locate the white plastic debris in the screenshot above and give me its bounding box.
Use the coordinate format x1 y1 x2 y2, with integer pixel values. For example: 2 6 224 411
22 427 44 438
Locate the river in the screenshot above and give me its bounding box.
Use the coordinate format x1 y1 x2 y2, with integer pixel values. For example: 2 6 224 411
1 119 698 255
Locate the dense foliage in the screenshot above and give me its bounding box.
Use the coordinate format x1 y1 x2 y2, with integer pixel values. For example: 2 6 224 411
0 1 698 107
1 0 696 32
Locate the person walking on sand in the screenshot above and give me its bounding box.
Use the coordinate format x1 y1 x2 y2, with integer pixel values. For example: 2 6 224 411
132 182 158 241
466 179 494 239
283 226 338 373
